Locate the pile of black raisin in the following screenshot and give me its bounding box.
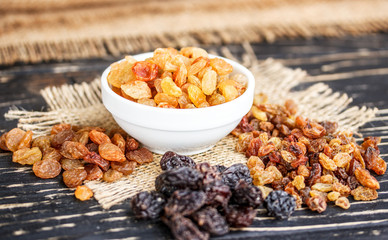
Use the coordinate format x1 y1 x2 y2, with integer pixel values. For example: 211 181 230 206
131 151 296 240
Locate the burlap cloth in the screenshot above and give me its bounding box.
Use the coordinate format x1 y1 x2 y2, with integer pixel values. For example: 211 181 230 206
1 0 388 65
5 44 377 209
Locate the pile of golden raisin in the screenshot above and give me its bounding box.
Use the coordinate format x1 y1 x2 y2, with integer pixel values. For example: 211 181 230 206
107 47 247 108
0 124 153 201
233 94 386 212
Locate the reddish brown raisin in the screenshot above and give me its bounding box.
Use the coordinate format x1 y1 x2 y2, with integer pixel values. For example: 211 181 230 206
83 151 110 171
51 129 75 148
63 169 87 188
0 132 9 151
111 160 137 175
33 159 61 179
111 133 126 153
132 61 159 82
99 142 126 162
51 123 72 135
126 148 153 165
86 142 99 153
60 141 89 159
85 164 103 181
126 137 139 151
89 130 111 145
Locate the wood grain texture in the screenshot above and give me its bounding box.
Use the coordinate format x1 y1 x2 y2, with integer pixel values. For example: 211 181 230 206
0 33 388 239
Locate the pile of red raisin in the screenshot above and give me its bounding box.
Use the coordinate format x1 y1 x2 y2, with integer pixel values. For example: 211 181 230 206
131 151 296 240
0 123 153 201
233 94 387 212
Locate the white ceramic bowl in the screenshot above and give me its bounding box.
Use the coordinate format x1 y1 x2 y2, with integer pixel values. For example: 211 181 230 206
101 52 255 155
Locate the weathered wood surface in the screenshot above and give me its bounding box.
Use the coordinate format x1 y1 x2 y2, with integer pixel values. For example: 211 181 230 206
0 33 388 239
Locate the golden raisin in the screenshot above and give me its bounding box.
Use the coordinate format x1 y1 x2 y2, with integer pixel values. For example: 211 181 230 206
121 80 152 100
209 57 233 75
187 84 207 108
33 159 61 179
351 186 378 201
61 159 84 171
63 169 87 188
103 169 123 183
13 147 42 165
354 167 380 190
335 197 350 209
74 185 94 201
161 76 182 97
5 128 26 152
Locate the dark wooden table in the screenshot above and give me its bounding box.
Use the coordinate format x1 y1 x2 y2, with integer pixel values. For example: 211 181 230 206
1 33 388 239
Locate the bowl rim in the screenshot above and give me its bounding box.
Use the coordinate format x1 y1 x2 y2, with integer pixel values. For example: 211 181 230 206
101 52 255 131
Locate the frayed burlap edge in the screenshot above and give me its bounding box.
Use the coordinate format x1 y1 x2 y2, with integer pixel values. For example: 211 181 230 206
4 45 377 209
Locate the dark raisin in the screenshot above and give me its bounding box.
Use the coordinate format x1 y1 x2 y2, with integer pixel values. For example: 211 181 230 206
334 168 349 181
86 142 99 153
160 151 196 170
164 189 206 216
131 191 166 220
239 115 254 133
299 187 311 204
155 167 203 197
231 180 263 208
225 205 257 227
196 162 221 185
246 137 262 157
203 180 231 207
265 190 296 220
221 163 252 190
307 163 322 186
192 207 229 236
162 214 209 240
214 165 227 173
364 146 380 170
347 175 360 190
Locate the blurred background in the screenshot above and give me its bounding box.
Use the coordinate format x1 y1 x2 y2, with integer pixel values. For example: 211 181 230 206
1 0 387 65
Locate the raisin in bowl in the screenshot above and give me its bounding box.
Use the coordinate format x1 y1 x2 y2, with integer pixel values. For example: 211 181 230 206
101 51 255 155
